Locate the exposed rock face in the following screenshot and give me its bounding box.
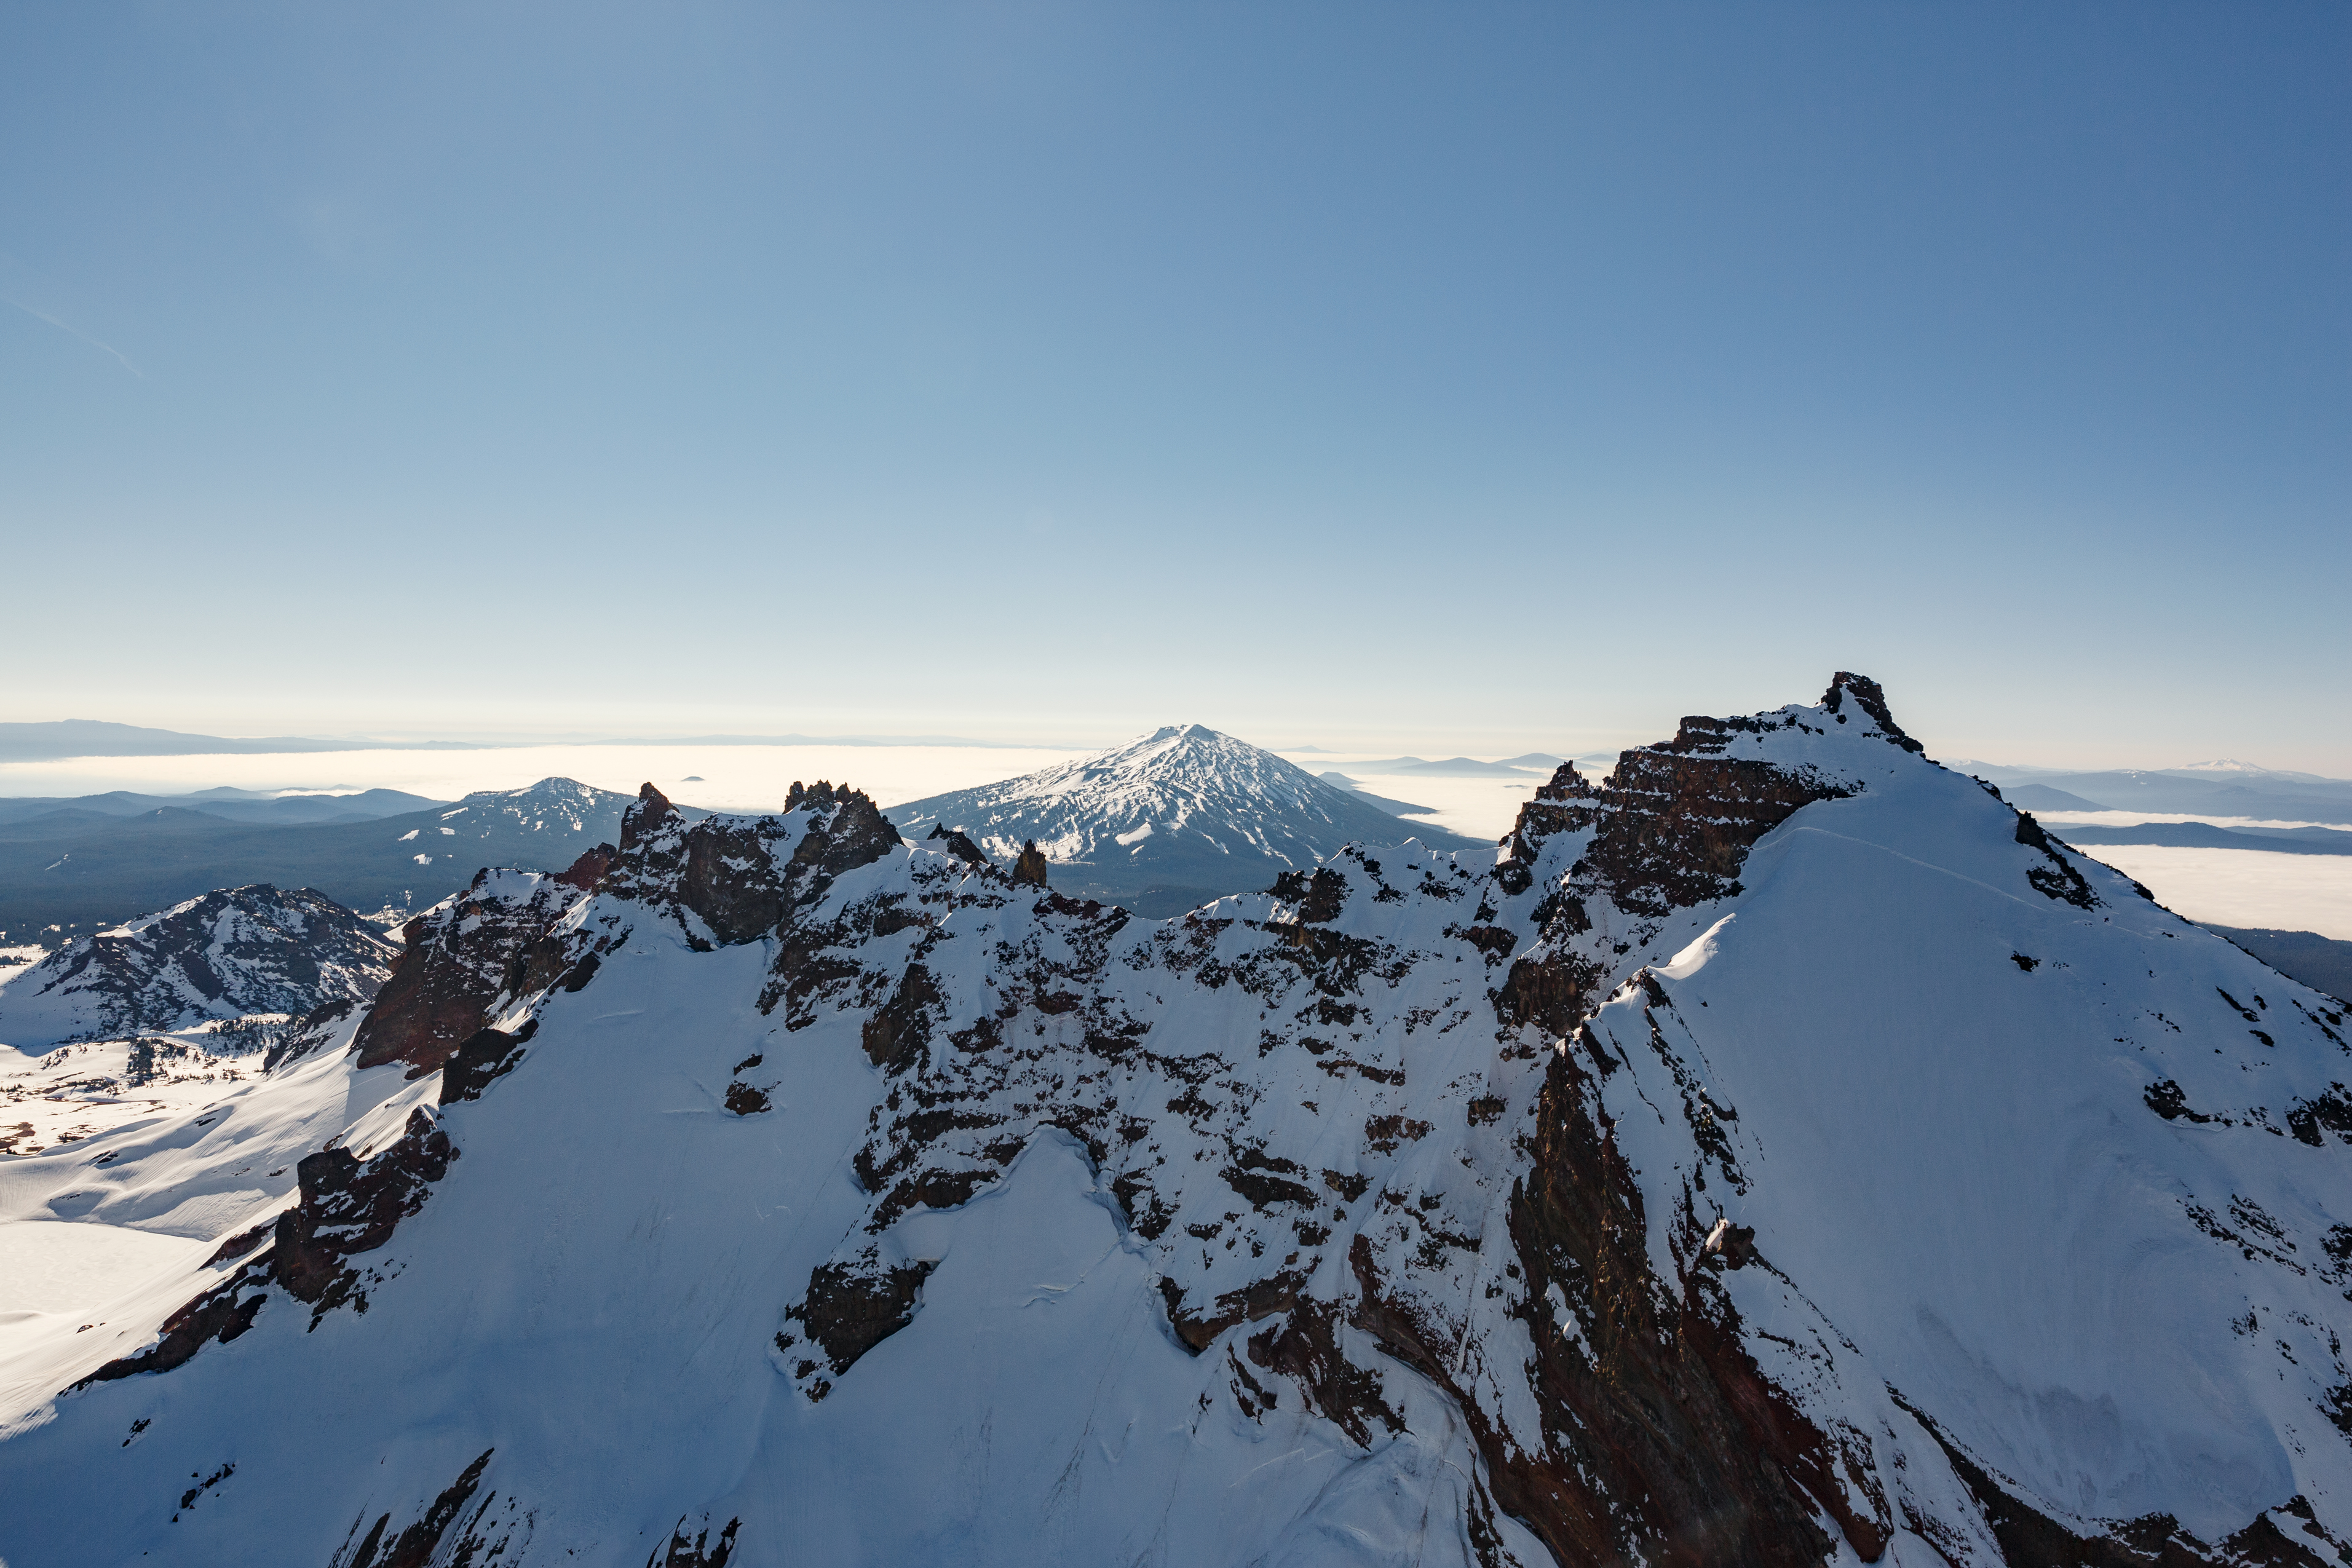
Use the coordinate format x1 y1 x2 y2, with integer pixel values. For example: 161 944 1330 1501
73 1256 274 1387
0 885 396 1048
605 779 905 952
1446 992 1859 1566
925 823 986 866
777 1248 937 1395
2014 809 2101 909
333 1448 518 1568
272 1107 457 1322
350 855 603 1075
1010 839 1049 886
1492 683 1859 1038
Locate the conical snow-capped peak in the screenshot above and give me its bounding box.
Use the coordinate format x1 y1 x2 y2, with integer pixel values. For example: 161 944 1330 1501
887 725 1482 913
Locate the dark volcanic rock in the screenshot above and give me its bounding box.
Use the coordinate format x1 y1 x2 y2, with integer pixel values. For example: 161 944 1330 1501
351 858 598 1075
925 822 986 866
607 780 904 951
1818 669 1925 754
778 1247 936 1389
437 1017 539 1105
76 1257 274 1387
336 1448 501 1568
272 1107 456 1322
1012 839 1050 886
1494 702 1856 1038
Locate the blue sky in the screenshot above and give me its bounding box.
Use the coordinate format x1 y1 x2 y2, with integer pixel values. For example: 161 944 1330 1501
4 4 2346 767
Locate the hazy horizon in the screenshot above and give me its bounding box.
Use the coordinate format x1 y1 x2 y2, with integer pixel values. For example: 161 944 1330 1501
2 708 2349 784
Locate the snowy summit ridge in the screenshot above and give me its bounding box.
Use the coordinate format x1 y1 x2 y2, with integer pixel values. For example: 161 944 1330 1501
3 675 2352 1566
888 722 1481 914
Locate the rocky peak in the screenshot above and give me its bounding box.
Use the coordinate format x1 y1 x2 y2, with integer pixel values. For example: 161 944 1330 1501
595 779 908 959
1010 839 1049 885
924 823 986 867
619 782 676 852
1819 670 1925 753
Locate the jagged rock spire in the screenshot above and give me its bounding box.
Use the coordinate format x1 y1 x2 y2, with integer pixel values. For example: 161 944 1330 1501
1819 671 1925 753
619 782 677 851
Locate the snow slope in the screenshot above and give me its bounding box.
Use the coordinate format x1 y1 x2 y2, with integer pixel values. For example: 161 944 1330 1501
1 677 2349 1566
888 723 1484 914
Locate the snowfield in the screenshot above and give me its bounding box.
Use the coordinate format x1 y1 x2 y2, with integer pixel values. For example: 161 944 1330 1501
0 677 2348 1566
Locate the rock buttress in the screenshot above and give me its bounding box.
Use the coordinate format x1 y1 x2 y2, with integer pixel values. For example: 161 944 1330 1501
272 1107 457 1323
350 860 598 1074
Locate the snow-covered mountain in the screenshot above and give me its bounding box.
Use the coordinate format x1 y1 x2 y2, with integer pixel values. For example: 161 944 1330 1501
0 885 397 1049
887 723 1484 914
4 678 2352 1565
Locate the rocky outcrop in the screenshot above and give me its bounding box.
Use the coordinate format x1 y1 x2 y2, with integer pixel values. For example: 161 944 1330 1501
350 858 600 1074
1494 701 1855 1037
924 823 986 866
0 885 397 1048
74 1256 274 1387
438 1017 540 1105
648 1516 742 1568
273 1107 457 1323
607 780 904 951
1011 839 1049 886
2015 810 2100 909
77 1108 459 1382
332 1448 507 1568
776 1248 936 1396
1817 669 1924 754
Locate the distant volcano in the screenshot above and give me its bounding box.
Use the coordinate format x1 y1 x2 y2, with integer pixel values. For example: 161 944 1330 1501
885 724 1486 914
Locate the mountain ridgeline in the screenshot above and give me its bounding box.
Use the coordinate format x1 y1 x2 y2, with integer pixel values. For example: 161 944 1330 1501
4 678 2352 1566
0 885 399 1050
887 723 1486 915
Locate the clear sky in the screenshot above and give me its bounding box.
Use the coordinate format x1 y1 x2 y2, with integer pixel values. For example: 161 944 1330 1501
4 4 2346 769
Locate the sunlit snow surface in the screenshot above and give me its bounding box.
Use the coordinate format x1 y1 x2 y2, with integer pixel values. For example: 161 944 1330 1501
0 700 2348 1563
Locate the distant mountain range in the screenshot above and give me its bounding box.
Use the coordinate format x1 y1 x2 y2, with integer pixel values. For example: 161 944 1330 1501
0 778 684 939
1317 773 1443 815
887 724 1487 915
0 721 480 762
0 719 1051 762
0 786 445 827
